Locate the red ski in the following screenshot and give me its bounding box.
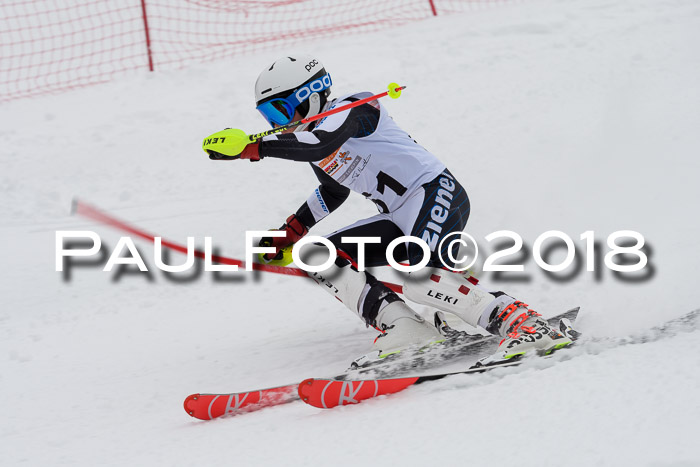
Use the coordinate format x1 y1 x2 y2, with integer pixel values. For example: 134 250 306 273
184 384 298 420
187 308 581 417
300 309 699 409
298 362 524 409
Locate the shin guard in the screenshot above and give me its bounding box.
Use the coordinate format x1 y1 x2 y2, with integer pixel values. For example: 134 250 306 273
403 268 515 329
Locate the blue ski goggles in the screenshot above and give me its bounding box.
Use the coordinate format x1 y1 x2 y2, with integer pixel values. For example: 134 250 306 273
256 73 332 127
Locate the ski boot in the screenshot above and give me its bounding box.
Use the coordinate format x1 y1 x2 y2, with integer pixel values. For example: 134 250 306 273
476 301 573 367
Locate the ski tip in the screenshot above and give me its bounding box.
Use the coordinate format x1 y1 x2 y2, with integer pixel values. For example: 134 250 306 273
298 378 315 405
183 393 202 419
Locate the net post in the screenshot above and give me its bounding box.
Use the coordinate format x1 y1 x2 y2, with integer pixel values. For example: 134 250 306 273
140 0 154 71
428 0 438 16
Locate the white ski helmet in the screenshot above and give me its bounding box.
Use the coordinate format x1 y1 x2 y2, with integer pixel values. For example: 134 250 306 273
254 54 332 131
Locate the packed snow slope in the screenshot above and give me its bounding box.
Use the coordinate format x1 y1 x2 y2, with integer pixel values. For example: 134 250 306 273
2 0 700 465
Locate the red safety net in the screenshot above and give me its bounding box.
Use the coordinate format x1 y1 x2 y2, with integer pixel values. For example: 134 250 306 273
0 0 510 102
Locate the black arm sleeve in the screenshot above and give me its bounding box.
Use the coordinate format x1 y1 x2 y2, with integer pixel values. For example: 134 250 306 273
295 165 351 228
258 99 380 162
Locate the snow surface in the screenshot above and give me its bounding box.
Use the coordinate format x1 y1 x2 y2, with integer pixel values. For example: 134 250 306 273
2 0 700 465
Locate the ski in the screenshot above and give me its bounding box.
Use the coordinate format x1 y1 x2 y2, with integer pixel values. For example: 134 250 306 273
299 308 583 409
344 307 580 379
299 360 524 409
184 308 579 419
184 383 299 420
299 309 700 410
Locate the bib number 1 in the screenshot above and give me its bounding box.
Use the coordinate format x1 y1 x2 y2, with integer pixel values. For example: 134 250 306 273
363 171 407 214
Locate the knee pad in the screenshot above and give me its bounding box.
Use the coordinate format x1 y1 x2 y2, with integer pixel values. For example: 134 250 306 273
403 268 514 328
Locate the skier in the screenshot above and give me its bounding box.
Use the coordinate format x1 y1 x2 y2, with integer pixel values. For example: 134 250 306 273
204 54 572 365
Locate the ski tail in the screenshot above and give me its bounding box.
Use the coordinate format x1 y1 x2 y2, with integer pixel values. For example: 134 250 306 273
298 377 419 409
184 384 298 420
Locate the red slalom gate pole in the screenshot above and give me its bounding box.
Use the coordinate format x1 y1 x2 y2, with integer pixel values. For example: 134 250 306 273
71 199 404 294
